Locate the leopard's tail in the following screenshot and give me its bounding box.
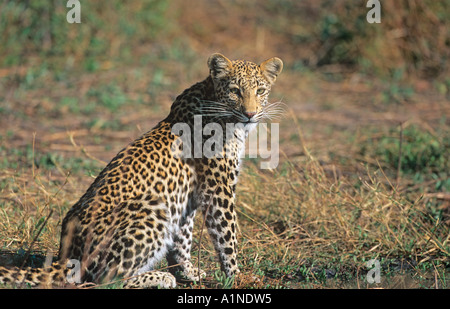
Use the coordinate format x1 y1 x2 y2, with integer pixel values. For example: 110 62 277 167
0 262 71 288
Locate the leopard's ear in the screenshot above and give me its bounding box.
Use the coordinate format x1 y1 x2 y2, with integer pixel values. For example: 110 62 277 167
260 57 283 84
208 53 233 79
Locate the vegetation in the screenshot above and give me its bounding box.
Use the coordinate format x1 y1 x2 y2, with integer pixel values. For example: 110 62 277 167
0 0 449 289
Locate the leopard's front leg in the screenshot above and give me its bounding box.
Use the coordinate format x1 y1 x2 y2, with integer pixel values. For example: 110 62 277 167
202 186 240 277
167 205 206 281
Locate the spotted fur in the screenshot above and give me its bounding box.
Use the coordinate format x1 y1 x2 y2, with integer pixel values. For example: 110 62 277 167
0 53 283 288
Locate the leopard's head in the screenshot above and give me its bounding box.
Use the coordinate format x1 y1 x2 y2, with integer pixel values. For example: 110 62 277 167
206 53 283 125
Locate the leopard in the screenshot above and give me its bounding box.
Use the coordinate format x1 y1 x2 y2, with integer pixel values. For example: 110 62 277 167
0 53 283 288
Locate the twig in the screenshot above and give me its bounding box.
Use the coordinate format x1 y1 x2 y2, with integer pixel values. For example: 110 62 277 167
14 159 70 287
32 132 36 179
396 122 404 192
375 159 395 192
17 209 54 286
68 132 108 165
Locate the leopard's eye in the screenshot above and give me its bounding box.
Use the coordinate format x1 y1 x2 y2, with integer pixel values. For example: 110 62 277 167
230 87 241 96
256 88 266 96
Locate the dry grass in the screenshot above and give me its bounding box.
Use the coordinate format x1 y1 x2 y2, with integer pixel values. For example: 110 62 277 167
238 151 449 262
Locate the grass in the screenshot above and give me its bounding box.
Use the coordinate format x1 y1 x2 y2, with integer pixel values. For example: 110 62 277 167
234 155 449 288
0 0 449 289
1 101 448 289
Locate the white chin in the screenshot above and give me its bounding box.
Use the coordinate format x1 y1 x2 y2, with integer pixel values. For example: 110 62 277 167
243 122 258 133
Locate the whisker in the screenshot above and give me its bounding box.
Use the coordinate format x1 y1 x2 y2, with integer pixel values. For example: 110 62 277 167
260 100 286 121
197 100 245 123
199 100 230 108
197 113 233 117
230 110 248 122
196 99 287 123
196 107 230 112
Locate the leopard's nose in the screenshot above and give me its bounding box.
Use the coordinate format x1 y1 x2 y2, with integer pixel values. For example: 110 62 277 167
244 111 256 119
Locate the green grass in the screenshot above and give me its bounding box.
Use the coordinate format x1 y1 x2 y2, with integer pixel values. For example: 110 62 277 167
0 0 170 68
376 124 449 176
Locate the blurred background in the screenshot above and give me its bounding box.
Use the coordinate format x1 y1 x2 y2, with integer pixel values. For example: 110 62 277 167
1 0 448 169
0 0 449 288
